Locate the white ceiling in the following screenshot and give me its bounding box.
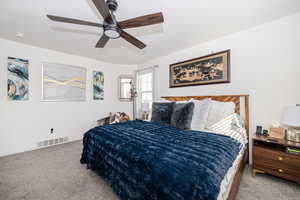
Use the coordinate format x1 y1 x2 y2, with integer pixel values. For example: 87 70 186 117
1 0 300 65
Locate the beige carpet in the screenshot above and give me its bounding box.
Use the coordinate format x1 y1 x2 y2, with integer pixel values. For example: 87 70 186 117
0 141 299 200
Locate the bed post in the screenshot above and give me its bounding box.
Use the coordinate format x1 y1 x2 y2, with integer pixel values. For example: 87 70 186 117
244 95 250 138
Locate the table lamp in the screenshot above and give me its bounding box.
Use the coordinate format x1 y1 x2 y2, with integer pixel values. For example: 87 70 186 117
281 105 300 143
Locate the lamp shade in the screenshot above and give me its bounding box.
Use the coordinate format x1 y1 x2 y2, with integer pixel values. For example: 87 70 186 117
281 106 300 127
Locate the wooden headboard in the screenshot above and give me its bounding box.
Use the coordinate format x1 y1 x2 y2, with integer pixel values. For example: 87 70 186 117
161 95 250 138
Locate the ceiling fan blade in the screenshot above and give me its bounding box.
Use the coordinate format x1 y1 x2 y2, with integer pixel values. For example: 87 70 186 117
120 31 146 49
95 34 110 48
47 15 103 27
92 0 113 22
118 12 164 29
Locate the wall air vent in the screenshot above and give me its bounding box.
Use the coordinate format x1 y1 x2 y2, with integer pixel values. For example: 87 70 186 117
37 137 69 148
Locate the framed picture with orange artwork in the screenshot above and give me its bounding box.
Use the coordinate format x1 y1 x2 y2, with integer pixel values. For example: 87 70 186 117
169 50 230 88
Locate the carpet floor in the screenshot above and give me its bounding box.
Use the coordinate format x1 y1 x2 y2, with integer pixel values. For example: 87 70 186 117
0 141 299 200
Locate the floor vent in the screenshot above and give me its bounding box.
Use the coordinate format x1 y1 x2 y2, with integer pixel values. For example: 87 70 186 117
37 137 69 148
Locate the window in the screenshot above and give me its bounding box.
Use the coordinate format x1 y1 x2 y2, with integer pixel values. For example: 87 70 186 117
118 75 133 101
136 68 155 119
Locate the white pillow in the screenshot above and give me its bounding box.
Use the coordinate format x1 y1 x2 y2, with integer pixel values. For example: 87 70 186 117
205 100 235 128
176 101 189 104
190 98 211 131
207 114 248 145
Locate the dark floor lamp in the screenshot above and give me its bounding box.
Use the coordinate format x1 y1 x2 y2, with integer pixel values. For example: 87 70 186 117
130 81 137 120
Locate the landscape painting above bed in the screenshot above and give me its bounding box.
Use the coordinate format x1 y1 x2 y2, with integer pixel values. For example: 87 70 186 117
170 50 230 87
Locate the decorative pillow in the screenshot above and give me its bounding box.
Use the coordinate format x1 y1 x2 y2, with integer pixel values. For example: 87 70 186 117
110 112 131 124
207 114 248 145
147 99 171 121
205 100 235 128
171 102 195 130
148 100 190 121
190 98 212 131
175 100 189 104
151 102 175 125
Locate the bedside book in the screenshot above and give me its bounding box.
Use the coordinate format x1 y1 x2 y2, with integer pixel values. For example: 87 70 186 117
287 147 300 155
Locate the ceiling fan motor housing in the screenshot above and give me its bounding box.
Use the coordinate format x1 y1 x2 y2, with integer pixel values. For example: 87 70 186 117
106 0 118 11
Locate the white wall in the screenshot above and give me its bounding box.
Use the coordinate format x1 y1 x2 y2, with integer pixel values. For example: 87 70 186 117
0 38 136 157
140 13 300 138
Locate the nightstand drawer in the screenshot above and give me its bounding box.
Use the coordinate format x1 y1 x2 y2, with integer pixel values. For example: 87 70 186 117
253 146 300 170
255 165 300 183
253 146 300 181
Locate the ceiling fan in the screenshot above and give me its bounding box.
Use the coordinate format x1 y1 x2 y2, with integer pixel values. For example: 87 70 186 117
47 0 164 49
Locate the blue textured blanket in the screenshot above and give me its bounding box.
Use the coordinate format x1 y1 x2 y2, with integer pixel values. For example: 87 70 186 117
81 120 242 200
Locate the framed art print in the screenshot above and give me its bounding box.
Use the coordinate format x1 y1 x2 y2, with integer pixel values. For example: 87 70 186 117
7 57 29 101
93 71 104 100
169 50 230 88
42 62 86 101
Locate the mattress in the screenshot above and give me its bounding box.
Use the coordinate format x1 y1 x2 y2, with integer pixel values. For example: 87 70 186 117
81 120 243 200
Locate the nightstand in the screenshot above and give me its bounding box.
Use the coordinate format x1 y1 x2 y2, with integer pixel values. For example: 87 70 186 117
252 135 300 184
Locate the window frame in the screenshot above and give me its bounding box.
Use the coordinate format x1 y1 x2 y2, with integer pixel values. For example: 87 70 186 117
135 68 155 119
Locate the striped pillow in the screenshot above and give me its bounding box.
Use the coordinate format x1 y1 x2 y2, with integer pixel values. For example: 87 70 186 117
207 114 248 145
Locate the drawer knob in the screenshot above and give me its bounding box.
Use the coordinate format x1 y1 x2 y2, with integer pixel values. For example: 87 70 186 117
278 156 283 161
278 169 284 173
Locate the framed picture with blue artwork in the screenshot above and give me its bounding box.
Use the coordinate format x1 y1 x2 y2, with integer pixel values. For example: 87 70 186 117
169 50 230 88
7 57 29 101
93 71 104 100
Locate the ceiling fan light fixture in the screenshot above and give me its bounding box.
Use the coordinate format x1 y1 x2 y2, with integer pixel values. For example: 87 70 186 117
104 22 121 39
104 29 120 39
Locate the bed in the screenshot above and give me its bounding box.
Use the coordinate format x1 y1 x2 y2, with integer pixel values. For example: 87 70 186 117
81 95 250 200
